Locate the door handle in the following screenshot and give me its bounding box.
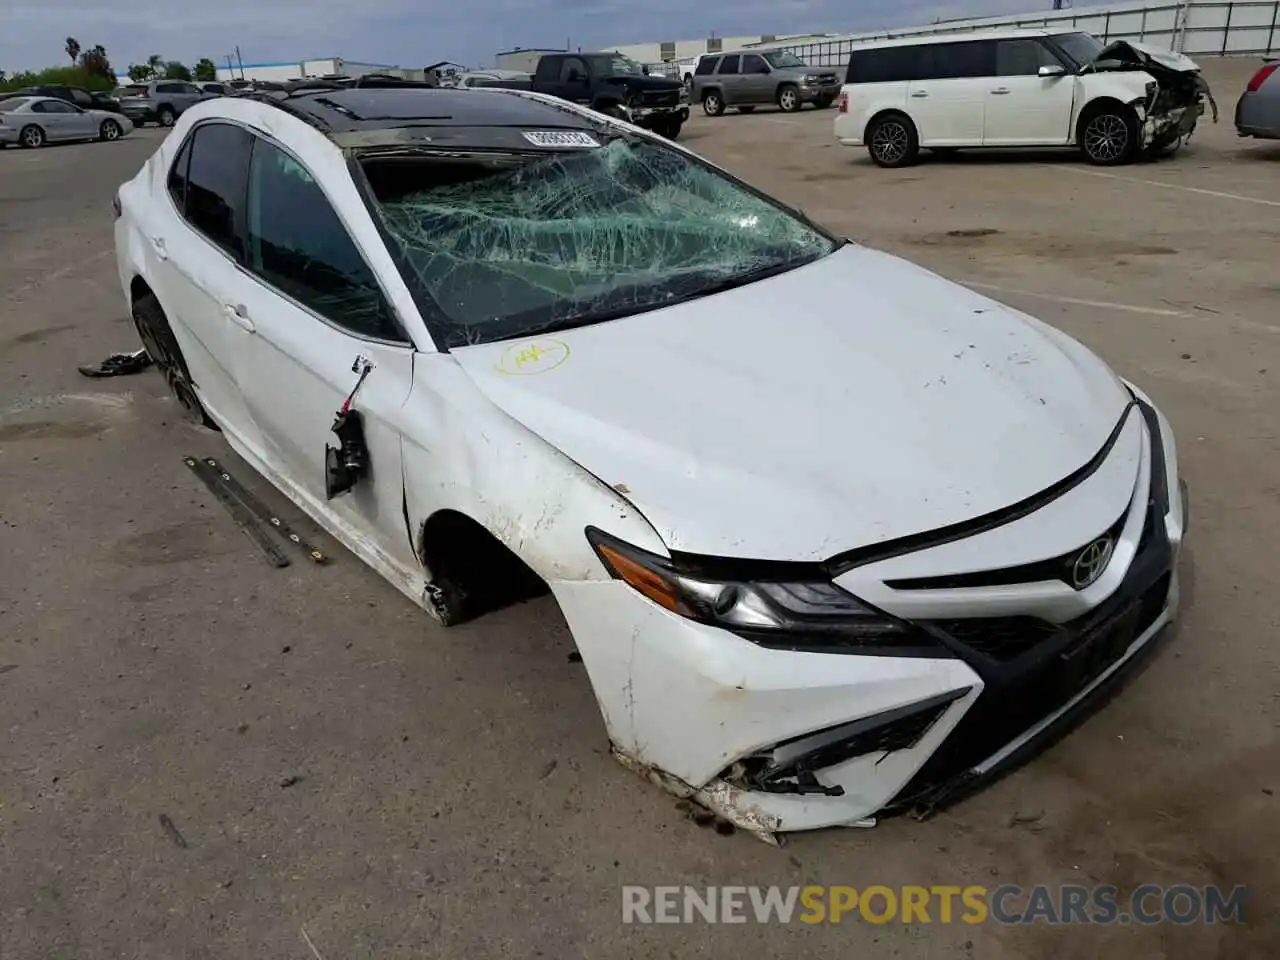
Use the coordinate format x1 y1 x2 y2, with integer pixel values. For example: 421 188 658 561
224 303 255 333
910 90 929 98
150 235 168 260
990 88 1011 95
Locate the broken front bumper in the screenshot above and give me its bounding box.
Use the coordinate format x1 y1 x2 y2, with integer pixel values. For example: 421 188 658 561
624 104 689 128
552 393 1185 840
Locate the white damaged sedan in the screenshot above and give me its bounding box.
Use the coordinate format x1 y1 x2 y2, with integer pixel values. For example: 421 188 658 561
114 84 1188 840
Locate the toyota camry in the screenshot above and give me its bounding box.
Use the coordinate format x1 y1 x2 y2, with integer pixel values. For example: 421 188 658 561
113 80 1188 841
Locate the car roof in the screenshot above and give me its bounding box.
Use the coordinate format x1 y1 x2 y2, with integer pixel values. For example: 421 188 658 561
847 27 1080 50
259 87 595 135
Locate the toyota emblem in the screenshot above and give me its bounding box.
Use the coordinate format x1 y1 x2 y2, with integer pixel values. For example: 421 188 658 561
1071 536 1114 589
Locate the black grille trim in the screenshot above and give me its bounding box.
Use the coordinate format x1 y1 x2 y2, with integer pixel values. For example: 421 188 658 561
885 506 1130 592
826 402 1137 577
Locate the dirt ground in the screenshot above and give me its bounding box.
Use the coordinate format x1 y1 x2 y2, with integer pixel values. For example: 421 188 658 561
1 56 1276 958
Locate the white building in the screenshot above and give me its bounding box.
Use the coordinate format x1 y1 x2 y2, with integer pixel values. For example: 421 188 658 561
213 57 412 83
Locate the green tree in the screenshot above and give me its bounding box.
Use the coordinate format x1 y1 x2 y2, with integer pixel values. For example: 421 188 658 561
126 63 151 82
0 64 116 93
65 36 81 64
80 44 113 82
193 58 218 82
146 53 164 77
163 61 192 81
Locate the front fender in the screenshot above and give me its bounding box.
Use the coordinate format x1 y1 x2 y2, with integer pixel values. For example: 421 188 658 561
400 352 669 586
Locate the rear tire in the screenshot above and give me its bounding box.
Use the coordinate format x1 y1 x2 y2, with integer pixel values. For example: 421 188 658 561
99 119 122 141
777 84 800 113
157 105 176 127
19 125 44 149
131 293 217 430
1078 103 1139 166
702 90 725 117
866 113 920 168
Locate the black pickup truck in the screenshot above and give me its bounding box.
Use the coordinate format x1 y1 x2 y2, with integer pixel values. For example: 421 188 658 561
477 52 689 138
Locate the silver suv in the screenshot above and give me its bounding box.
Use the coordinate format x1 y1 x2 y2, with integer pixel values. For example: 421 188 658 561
691 50 840 116
116 80 209 128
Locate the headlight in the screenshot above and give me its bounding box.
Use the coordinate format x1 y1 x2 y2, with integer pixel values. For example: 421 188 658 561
1144 80 1157 100
804 74 821 84
678 87 689 103
586 527 928 651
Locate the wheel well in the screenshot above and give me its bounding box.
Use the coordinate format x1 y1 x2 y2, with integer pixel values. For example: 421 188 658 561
1076 97 1136 133
701 85 722 100
863 109 913 142
418 509 550 620
130 276 154 306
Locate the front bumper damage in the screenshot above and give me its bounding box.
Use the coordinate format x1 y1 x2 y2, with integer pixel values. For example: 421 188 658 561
554 392 1186 844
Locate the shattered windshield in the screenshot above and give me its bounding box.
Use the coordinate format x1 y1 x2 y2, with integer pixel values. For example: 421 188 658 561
369 139 837 348
765 52 806 69
607 56 646 76
1054 32 1106 68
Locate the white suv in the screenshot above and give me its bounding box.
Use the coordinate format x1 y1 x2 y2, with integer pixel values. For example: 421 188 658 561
834 29 1211 167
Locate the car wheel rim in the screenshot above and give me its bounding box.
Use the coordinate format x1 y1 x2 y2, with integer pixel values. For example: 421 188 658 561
22 128 40 147
160 112 174 126
104 123 118 140
781 90 796 110
872 122 908 163
705 95 719 113
1085 114 1128 161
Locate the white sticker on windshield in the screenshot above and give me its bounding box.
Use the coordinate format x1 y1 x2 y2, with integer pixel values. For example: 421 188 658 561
520 130 600 148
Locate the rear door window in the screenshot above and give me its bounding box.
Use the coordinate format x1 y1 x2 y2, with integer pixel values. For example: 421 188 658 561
917 41 996 80
846 46 921 84
180 122 253 259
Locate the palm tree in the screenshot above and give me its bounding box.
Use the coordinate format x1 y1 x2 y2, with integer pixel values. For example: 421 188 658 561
66 37 81 65
146 53 164 79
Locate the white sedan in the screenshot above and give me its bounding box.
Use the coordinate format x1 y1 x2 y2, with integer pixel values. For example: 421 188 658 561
113 86 1187 841
0 95 133 148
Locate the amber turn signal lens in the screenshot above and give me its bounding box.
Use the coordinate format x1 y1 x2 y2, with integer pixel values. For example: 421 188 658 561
595 543 684 613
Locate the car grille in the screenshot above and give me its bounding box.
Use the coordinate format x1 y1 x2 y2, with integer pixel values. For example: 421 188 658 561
883 398 1176 813
642 90 680 107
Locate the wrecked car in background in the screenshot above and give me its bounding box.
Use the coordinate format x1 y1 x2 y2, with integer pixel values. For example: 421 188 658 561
114 85 1188 843
836 29 1215 167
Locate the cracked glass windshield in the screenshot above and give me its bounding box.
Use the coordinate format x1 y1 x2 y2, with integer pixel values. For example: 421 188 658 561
369 138 838 348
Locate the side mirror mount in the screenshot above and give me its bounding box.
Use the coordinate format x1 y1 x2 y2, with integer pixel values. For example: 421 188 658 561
1038 64 1066 78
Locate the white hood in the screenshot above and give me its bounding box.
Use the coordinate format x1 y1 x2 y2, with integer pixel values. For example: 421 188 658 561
451 244 1134 562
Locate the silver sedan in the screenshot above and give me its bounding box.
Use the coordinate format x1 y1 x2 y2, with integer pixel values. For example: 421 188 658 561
0 95 134 148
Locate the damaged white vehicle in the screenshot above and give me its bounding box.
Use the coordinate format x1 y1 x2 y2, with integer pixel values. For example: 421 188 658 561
114 85 1188 841
835 29 1216 167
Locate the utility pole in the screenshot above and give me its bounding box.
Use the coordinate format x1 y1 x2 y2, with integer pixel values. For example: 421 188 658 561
234 45 245 80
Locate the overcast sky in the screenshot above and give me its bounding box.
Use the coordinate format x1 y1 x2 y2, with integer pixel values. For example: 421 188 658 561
4 0 1054 74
